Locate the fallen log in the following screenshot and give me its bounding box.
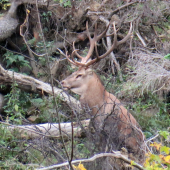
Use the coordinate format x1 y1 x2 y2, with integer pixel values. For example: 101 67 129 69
0 64 80 110
0 119 90 139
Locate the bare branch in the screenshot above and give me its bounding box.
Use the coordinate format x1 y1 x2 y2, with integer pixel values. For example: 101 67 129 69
36 152 145 170
20 9 39 77
107 2 137 20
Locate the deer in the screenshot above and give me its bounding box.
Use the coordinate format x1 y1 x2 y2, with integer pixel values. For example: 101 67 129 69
61 22 146 165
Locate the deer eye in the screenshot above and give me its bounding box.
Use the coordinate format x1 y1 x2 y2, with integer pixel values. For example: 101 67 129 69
76 74 82 79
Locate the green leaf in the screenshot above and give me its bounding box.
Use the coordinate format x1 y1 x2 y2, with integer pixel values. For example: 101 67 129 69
150 154 161 163
31 98 44 107
130 160 136 166
14 104 18 112
164 54 170 60
160 146 170 155
6 60 12 67
31 98 43 103
9 57 16 63
17 55 24 61
159 131 169 139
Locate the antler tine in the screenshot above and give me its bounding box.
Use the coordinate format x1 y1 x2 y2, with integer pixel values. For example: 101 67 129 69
96 22 110 41
65 51 80 67
94 24 99 59
72 42 84 60
66 22 132 67
80 21 96 64
95 42 99 59
69 48 91 67
86 21 92 42
117 22 132 46
68 22 95 65
84 22 133 67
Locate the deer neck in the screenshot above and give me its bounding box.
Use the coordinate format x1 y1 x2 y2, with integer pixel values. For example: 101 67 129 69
80 73 109 114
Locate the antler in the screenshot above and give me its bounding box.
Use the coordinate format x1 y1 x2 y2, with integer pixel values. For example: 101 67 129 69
66 21 132 67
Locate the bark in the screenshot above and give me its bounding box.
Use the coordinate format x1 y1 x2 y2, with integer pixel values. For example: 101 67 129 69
1 119 90 139
0 64 80 110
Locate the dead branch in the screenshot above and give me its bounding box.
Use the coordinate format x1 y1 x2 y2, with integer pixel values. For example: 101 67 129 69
36 152 145 170
107 1 137 20
136 31 146 47
99 17 123 81
146 134 159 144
0 64 80 110
20 9 39 77
0 119 90 139
97 0 110 11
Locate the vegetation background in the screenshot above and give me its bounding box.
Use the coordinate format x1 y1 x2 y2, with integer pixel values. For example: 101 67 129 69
0 0 170 169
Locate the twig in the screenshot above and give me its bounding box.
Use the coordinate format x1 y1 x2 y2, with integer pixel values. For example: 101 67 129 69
136 31 146 47
146 134 159 144
97 0 110 11
108 2 137 20
87 11 110 16
36 152 145 170
20 9 38 77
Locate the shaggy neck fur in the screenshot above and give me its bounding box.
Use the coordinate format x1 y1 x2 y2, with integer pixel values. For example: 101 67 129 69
80 72 118 116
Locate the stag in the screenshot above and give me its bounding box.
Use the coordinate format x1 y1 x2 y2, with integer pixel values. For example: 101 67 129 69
61 22 146 165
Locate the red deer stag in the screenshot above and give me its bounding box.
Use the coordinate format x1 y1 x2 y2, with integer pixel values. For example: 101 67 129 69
61 22 146 165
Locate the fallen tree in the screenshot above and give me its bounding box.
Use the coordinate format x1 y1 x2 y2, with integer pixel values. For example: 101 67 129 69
0 119 90 139
0 64 80 110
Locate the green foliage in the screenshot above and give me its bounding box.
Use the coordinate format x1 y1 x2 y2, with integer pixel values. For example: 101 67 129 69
35 41 54 54
129 93 170 138
0 0 10 10
159 131 170 140
27 37 37 47
0 124 28 170
42 11 52 22
144 133 170 170
100 73 119 94
3 51 31 72
54 0 71 7
3 83 65 124
28 95 68 123
3 83 31 124
164 54 170 60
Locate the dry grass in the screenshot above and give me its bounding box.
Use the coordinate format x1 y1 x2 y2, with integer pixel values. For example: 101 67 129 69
127 50 170 96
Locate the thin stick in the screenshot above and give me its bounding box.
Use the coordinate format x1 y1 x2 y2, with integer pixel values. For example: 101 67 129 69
108 2 137 20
